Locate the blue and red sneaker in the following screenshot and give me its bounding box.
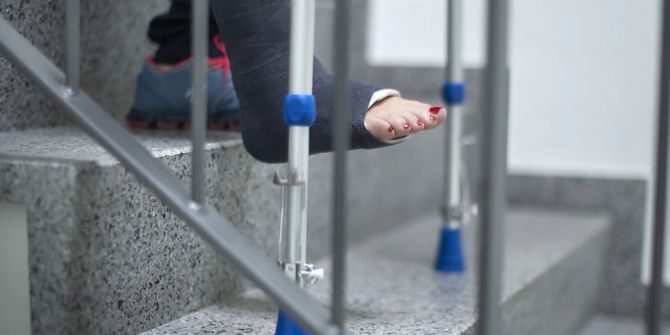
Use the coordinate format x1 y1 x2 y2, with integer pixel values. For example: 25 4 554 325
127 35 240 130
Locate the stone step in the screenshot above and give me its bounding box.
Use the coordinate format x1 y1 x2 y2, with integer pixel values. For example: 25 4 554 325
0 126 261 335
0 123 448 335
143 208 611 335
577 315 670 335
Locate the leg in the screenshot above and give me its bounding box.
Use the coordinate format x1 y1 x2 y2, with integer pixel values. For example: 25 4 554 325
210 0 447 163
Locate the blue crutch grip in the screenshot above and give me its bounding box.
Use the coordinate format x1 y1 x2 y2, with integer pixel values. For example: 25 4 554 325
284 94 316 126
275 310 309 335
434 226 465 273
442 81 466 106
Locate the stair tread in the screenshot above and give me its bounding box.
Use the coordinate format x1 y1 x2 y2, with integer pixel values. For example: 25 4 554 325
578 315 670 335
143 208 610 335
0 126 256 334
0 126 242 165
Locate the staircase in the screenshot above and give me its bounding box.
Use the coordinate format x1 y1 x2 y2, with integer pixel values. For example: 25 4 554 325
0 124 454 334
0 1 648 335
143 209 610 335
0 124 614 334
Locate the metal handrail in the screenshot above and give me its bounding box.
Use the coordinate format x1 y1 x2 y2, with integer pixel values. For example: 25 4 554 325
478 0 510 334
331 0 351 329
0 6 339 335
646 0 670 334
190 0 208 205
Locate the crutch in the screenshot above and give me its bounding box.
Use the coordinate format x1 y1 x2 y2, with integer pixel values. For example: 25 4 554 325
273 1 323 334
435 0 467 273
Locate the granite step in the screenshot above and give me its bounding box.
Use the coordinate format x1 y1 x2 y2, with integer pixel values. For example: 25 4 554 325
0 126 273 335
143 208 611 335
0 124 448 335
577 315 670 335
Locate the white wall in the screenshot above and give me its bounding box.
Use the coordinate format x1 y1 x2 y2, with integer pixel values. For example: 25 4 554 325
367 0 485 67
367 0 663 281
368 0 658 178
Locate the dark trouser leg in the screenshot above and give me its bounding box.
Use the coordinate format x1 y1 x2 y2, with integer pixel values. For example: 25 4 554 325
148 0 222 64
209 0 389 163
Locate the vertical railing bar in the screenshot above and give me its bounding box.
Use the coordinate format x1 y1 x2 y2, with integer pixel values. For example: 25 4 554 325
191 0 208 205
65 0 80 94
478 0 510 334
646 0 670 334
332 0 351 330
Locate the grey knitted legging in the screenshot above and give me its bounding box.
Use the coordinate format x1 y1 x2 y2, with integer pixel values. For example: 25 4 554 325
210 0 391 163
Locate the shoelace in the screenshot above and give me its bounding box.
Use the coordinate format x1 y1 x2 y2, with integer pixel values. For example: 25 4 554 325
209 34 232 90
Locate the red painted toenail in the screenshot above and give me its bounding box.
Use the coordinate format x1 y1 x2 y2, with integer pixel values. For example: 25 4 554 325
387 126 395 133
403 122 411 130
430 106 442 113
417 119 424 126
429 115 437 122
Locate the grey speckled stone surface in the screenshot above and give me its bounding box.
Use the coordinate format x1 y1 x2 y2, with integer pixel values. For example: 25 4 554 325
0 0 166 131
144 209 611 335
577 315 670 335
506 175 653 319
0 127 259 334
0 123 451 334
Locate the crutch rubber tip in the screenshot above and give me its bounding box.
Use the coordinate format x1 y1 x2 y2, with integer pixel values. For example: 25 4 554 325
284 94 316 126
434 226 466 273
442 81 466 106
275 310 309 335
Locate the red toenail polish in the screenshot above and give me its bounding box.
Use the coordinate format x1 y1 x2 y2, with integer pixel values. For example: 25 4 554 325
387 126 395 133
429 115 436 122
403 122 411 130
417 119 424 126
430 106 442 114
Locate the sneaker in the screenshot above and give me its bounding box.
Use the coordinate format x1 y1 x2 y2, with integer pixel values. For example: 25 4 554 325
127 35 240 130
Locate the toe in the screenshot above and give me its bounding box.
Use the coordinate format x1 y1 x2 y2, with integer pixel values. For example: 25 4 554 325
406 101 446 130
411 104 441 129
388 115 412 137
418 112 437 129
365 117 396 141
402 111 424 133
428 105 448 125
423 113 439 129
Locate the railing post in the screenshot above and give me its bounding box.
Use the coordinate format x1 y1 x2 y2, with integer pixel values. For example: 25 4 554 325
435 0 466 273
275 1 326 334
478 0 510 334
646 0 670 334
65 0 80 95
332 0 351 331
191 0 208 205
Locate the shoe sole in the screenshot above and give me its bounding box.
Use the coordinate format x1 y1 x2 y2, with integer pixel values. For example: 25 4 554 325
127 108 241 131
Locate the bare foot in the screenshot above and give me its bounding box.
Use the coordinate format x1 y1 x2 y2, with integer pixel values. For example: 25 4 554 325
364 97 447 142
